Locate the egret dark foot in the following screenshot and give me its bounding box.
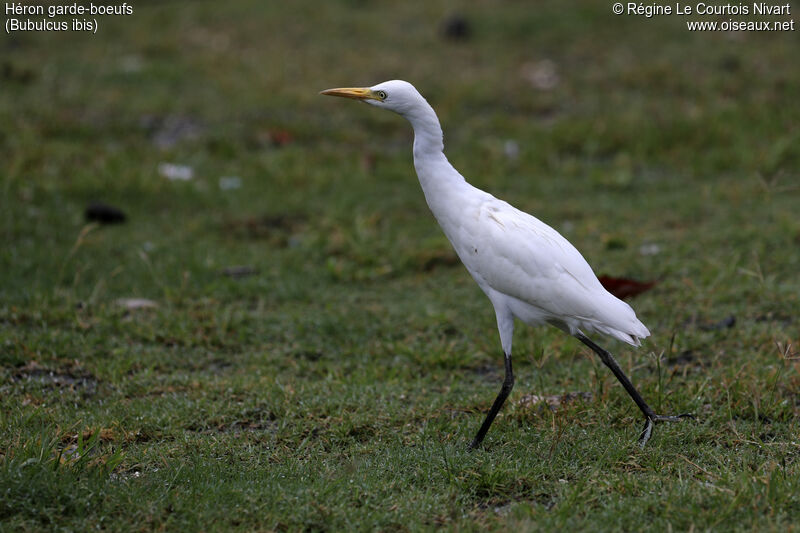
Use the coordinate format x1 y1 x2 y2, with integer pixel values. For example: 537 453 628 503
638 413 694 448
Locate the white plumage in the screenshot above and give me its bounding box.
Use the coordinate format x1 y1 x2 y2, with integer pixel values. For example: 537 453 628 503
321 80 689 448
435 185 650 347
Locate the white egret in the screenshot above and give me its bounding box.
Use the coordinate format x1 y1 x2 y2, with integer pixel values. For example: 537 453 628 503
321 80 690 448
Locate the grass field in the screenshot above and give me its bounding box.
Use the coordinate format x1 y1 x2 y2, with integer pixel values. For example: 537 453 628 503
2 1 799 530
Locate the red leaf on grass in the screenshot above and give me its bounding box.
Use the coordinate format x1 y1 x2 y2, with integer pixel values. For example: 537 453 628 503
598 275 657 299
268 129 293 147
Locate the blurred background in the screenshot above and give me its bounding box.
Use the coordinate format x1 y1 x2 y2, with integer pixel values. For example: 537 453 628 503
1 1 799 529
2 1 798 303
3 1 799 301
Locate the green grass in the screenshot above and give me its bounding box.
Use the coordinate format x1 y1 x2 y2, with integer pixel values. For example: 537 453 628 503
2 0 799 530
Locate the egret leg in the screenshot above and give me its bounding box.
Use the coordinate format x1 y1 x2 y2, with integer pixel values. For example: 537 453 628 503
469 353 514 449
575 333 692 447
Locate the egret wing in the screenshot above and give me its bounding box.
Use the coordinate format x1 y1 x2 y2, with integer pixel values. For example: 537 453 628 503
452 195 646 339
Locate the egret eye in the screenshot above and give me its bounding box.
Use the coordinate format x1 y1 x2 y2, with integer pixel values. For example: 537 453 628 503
377 90 387 100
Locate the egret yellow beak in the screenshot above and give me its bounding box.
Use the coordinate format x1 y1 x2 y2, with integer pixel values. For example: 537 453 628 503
320 87 380 101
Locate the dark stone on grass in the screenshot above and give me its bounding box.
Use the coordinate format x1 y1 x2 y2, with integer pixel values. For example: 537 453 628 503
85 202 126 224
295 350 323 361
441 14 471 41
441 324 459 337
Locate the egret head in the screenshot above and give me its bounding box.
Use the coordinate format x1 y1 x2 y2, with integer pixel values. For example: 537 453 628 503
320 80 424 117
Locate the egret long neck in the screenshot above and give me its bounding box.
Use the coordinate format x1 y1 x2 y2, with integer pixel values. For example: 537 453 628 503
408 102 444 156
406 101 466 215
